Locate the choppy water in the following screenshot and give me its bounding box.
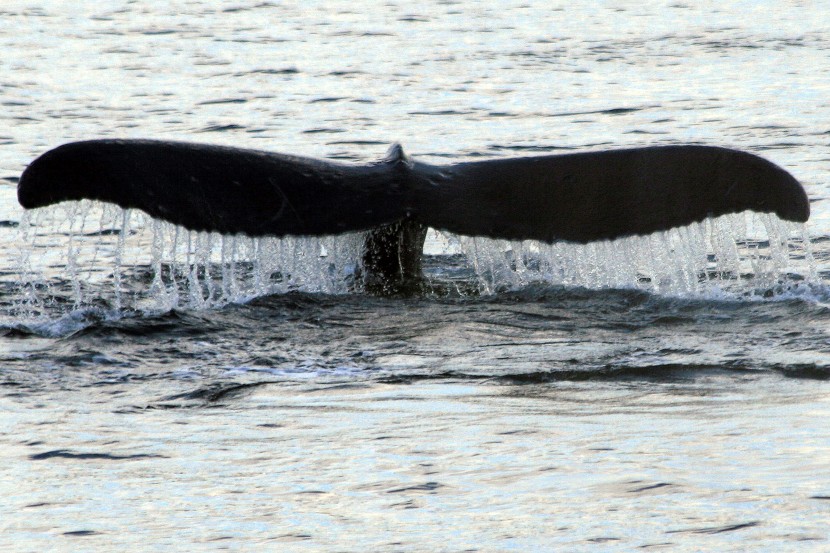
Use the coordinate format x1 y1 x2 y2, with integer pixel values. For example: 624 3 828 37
2 1 830 551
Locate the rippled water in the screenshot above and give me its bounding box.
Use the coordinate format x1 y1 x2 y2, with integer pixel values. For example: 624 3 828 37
2 1 830 551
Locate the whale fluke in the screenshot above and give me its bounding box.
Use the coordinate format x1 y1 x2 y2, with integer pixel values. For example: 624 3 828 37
18 139 810 294
18 139 413 237
423 145 809 243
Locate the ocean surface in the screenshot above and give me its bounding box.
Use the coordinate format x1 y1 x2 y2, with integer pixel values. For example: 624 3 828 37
2 1 830 551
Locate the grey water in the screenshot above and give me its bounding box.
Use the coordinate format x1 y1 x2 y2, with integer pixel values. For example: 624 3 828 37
2 1 830 551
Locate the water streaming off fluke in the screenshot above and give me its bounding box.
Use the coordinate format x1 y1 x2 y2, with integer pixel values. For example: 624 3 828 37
459 212 815 296
10 201 817 319
15 202 366 315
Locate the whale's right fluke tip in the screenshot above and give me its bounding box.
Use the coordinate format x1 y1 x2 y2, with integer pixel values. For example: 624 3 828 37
715 146 809 224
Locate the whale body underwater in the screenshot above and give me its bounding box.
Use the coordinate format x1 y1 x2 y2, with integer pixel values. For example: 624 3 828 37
17 140 810 294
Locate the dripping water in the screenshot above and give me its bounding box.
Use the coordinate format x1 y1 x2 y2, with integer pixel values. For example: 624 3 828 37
8 202 820 320
458 212 814 298
12 201 366 316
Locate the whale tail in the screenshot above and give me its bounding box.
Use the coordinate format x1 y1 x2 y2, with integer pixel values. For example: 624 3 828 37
18 139 810 294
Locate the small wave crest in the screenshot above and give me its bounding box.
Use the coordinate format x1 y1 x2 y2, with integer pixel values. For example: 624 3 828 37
1 307 123 339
